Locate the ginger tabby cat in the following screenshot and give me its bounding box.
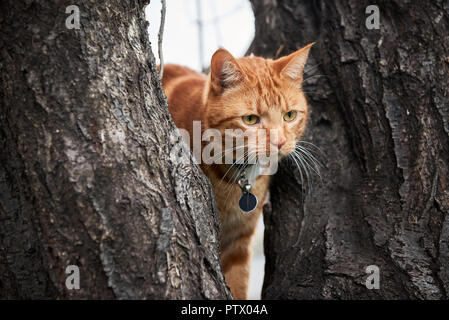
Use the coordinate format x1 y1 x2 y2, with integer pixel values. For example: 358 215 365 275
161 43 313 299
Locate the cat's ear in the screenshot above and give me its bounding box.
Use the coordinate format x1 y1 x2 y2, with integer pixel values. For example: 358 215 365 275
210 48 242 94
274 42 315 82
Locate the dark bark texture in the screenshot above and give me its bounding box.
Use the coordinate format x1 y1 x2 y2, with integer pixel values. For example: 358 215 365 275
0 0 231 299
250 0 449 299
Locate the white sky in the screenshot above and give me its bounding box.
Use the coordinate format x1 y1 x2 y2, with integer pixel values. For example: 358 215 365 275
145 0 263 300
145 0 254 71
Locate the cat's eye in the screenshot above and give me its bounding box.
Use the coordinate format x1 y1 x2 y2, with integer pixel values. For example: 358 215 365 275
242 115 259 125
283 110 297 122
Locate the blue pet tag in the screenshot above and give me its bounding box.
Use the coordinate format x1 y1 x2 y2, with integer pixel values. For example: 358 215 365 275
239 191 258 213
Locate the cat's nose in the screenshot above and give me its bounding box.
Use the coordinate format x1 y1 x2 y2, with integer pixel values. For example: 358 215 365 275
272 140 286 150
277 140 286 149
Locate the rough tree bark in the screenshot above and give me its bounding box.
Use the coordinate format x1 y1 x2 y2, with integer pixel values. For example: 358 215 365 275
0 0 231 299
249 0 449 299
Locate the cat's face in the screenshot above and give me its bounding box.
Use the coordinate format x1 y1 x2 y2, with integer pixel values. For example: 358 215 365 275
204 44 313 163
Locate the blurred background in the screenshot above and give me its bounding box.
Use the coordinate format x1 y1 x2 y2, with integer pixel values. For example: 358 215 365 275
146 0 253 70
145 0 264 299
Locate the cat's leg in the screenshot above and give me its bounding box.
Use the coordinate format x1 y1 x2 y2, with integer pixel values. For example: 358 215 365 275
221 234 254 300
218 180 267 299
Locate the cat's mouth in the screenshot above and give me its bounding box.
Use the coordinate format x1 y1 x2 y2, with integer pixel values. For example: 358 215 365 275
223 155 279 181
233 163 257 171
228 163 261 182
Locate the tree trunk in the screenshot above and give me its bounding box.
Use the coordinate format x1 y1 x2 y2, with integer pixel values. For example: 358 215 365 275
250 0 449 299
0 0 231 299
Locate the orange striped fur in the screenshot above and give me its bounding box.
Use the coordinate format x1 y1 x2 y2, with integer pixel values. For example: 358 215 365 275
161 43 313 299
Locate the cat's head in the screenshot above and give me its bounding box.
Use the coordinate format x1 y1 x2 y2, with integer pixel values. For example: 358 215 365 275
204 43 314 166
